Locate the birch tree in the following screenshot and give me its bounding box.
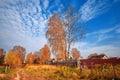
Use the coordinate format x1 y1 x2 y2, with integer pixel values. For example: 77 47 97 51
62 6 84 58
46 13 66 60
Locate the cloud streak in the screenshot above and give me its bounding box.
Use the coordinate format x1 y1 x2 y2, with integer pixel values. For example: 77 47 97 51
73 24 120 58
80 0 108 22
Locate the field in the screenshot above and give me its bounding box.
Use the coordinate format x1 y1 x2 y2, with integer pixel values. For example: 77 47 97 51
0 64 120 80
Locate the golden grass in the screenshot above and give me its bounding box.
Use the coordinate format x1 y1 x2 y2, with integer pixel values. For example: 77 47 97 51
0 64 120 80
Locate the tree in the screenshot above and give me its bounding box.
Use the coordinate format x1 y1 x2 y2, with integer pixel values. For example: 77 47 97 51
46 13 66 60
40 44 51 63
62 6 84 58
5 50 21 68
26 53 33 64
72 48 80 59
87 53 98 59
46 7 85 60
26 52 39 64
0 48 5 65
12 45 26 64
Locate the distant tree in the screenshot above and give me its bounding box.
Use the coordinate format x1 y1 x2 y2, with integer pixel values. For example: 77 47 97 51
40 44 51 63
26 52 39 64
0 48 6 65
46 13 66 60
56 53 62 61
26 53 33 64
12 45 26 64
87 53 98 59
5 50 21 68
72 48 80 59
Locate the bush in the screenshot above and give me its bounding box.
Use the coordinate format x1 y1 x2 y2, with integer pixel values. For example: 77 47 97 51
0 66 6 73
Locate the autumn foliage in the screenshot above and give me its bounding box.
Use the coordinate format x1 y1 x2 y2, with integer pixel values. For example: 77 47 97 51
40 44 51 63
72 48 80 59
5 50 21 68
12 46 26 64
26 53 38 64
46 13 66 60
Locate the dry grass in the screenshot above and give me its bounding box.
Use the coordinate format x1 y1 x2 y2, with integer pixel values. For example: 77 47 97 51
0 64 120 80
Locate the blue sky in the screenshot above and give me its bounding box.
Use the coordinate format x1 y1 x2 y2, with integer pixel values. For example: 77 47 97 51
0 0 120 58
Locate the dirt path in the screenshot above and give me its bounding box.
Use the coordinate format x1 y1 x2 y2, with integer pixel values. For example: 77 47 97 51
14 72 20 80
0 74 6 78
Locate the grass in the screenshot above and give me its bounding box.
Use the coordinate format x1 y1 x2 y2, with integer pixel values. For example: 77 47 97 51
0 64 120 80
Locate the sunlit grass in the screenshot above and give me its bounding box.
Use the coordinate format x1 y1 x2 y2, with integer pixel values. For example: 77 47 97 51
0 64 120 80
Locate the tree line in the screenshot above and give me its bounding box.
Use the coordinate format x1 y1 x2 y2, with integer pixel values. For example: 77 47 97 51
0 45 81 68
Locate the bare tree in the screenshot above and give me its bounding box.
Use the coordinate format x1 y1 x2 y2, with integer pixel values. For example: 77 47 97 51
62 6 84 58
0 48 6 65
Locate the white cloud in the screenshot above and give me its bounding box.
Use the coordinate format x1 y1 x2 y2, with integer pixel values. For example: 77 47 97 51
73 41 120 58
80 0 108 22
43 0 49 9
0 0 49 53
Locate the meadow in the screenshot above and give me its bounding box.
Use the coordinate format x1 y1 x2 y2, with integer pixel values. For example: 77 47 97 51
0 64 120 80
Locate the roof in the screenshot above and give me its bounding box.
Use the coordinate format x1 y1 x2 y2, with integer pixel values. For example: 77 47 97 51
80 58 120 66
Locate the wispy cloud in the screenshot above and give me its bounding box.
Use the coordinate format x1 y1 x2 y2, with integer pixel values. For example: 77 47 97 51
0 0 65 53
116 25 120 33
86 24 120 42
114 0 120 3
80 0 108 22
43 0 49 9
73 40 120 58
72 24 120 58
81 45 120 58
0 0 50 53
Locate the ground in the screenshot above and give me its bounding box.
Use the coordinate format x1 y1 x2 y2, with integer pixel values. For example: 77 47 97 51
0 64 120 80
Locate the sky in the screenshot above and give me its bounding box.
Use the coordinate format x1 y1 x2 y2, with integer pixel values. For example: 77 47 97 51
0 0 120 58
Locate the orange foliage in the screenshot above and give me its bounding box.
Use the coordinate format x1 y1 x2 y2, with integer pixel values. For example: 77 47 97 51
26 53 38 64
46 13 66 60
40 44 51 63
5 50 21 68
12 46 26 64
72 48 80 59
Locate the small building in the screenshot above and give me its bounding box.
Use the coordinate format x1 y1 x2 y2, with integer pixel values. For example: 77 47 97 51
78 57 120 69
88 54 108 59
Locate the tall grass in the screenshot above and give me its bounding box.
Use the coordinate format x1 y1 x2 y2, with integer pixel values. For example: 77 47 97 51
0 64 120 80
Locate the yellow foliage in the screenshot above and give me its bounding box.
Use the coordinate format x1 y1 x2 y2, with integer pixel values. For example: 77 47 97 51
5 50 21 68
